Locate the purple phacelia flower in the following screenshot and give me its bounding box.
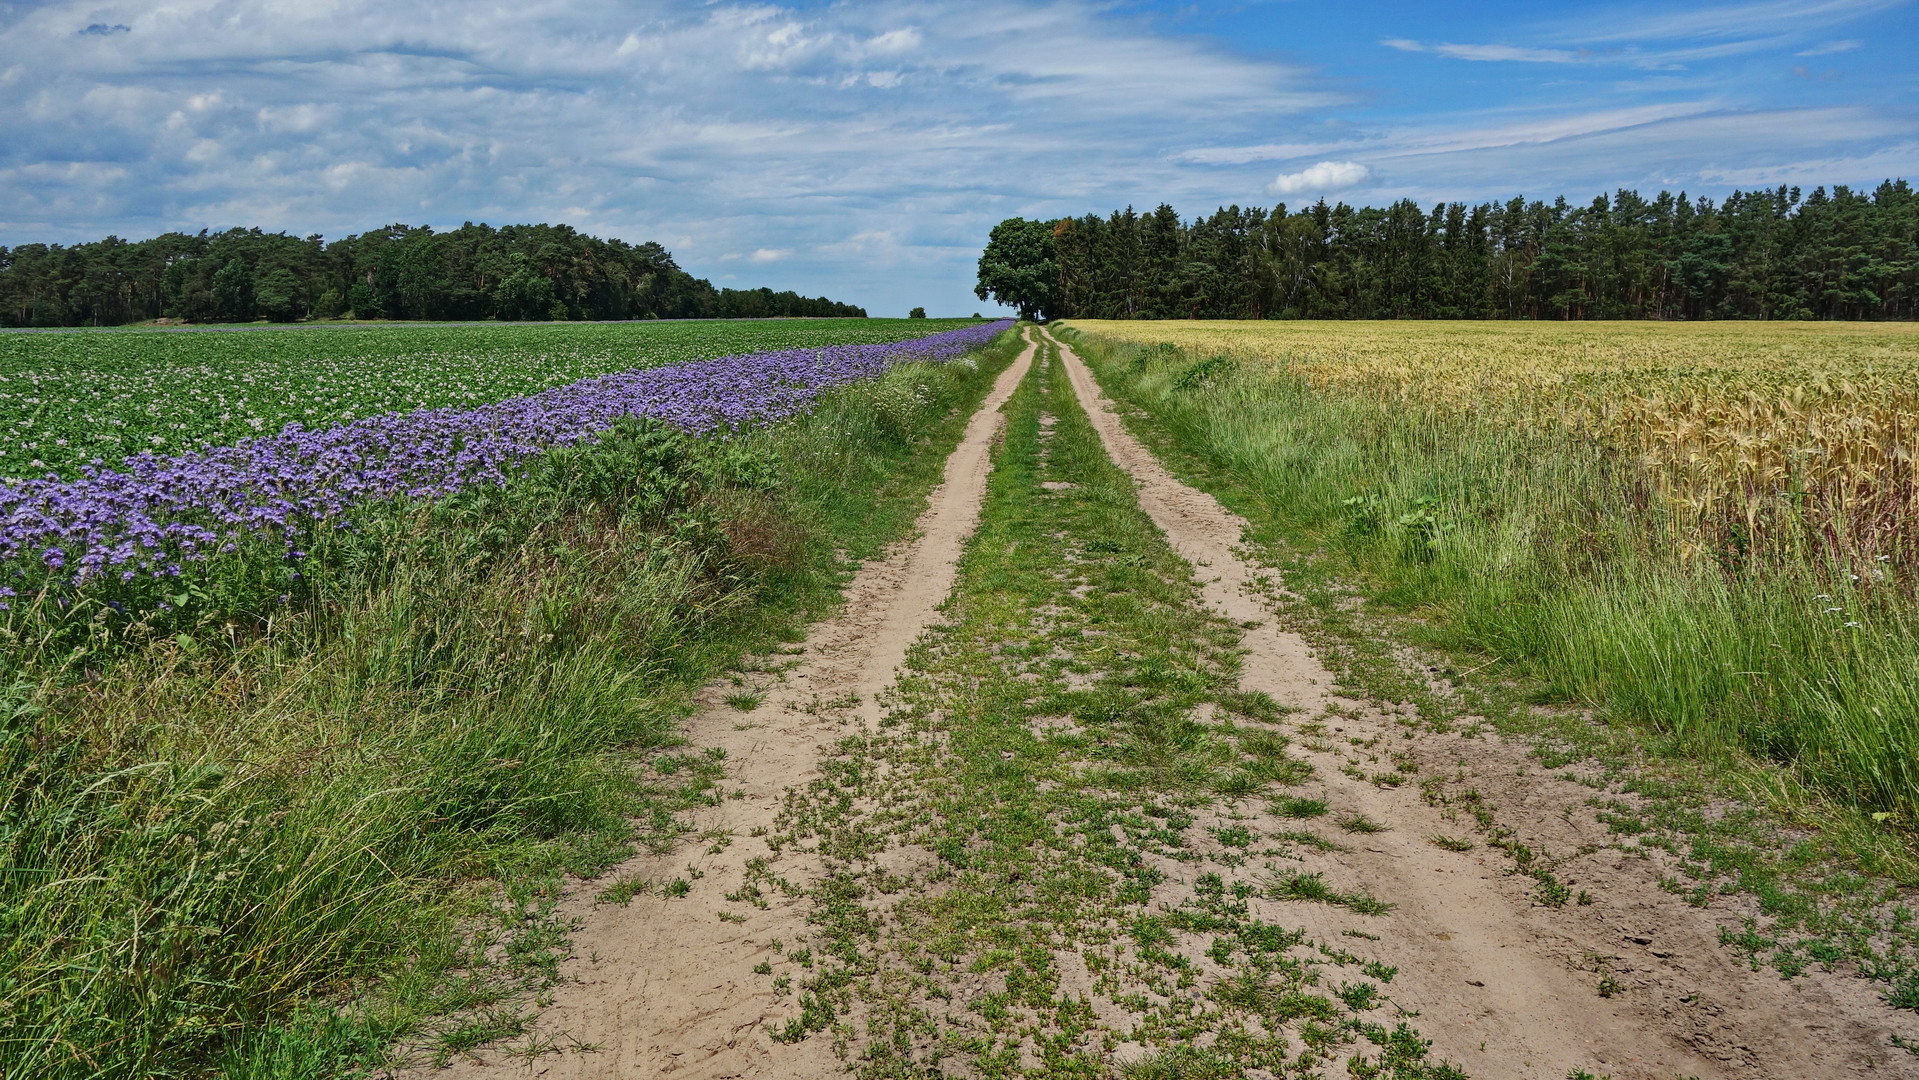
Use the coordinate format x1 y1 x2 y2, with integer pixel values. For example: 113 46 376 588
0 322 1011 600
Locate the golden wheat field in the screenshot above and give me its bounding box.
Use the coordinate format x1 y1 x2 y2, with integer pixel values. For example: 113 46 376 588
1064 319 1919 564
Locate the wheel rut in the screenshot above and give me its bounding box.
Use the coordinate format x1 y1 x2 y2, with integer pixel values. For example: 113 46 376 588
408 330 1037 1079
1042 324 1913 1080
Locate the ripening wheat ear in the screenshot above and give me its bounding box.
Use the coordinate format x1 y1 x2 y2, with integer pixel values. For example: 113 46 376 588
1071 320 1919 568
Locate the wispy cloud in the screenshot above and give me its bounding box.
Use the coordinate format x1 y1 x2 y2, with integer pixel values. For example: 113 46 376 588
1371 103 1724 159
1185 102 1721 172
1388 0 1905 70
1178 100 1915 212
1386 39 1583 63
1177 141 1349 166
1694 140 1919 186
1433 43 1582 63
1564 0 1904 44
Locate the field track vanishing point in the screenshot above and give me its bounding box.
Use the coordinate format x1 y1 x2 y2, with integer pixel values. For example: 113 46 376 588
418 324 1917 1079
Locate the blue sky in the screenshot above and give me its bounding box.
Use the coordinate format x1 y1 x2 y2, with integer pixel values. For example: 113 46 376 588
1 1 1914 317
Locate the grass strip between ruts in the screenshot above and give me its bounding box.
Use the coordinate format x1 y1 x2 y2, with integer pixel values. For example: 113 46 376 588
757 335 1465 1079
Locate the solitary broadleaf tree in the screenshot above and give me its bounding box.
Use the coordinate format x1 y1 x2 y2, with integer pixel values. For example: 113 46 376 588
975 217 1057 321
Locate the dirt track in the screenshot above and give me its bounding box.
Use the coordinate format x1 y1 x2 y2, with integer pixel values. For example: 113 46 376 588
410 330 1036 1078
413 325 1919 1078
1046 324 1918 1079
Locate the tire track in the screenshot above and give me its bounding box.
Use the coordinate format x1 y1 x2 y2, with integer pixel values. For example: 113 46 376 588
1041 324 1791 1080
410 329 1036 1079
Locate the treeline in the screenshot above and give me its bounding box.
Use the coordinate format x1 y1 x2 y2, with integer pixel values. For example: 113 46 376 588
977 180 1917 321
0 222 867 326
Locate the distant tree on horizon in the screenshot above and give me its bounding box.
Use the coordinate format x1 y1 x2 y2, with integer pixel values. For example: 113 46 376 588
975 218 1057 321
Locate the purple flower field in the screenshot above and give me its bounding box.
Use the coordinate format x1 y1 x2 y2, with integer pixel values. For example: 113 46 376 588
0 320 1010 599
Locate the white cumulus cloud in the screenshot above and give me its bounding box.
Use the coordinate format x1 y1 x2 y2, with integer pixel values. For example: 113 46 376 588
0 0 1333 317
1 0 1911 316
1269 160 1371 195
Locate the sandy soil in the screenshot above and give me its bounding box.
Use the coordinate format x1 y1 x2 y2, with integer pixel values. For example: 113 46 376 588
407 330 1037 1079
1043 325 1919 1079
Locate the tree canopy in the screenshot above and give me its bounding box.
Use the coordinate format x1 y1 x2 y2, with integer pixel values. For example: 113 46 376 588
0 222 866 327
974 217 1057 320
989 180 1917 321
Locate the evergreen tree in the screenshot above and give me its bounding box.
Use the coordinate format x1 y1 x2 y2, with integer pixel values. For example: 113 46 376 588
998 178 1916 322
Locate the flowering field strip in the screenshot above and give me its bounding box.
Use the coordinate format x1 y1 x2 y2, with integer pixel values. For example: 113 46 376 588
0 317 981 480
0 320 1010 596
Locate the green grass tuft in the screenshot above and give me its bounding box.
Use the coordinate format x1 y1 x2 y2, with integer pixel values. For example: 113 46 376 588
1272 795 1329 819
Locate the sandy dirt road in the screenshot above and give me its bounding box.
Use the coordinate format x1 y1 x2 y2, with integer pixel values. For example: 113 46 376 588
1042 324 1918 1080
410 331 1036 1079
411 324 1916 1079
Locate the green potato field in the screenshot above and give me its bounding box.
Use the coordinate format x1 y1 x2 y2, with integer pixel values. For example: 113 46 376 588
0 318 977 479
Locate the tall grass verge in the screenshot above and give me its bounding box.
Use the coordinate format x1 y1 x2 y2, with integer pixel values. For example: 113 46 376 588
0 330 1023 1078
1060 328 1919 848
